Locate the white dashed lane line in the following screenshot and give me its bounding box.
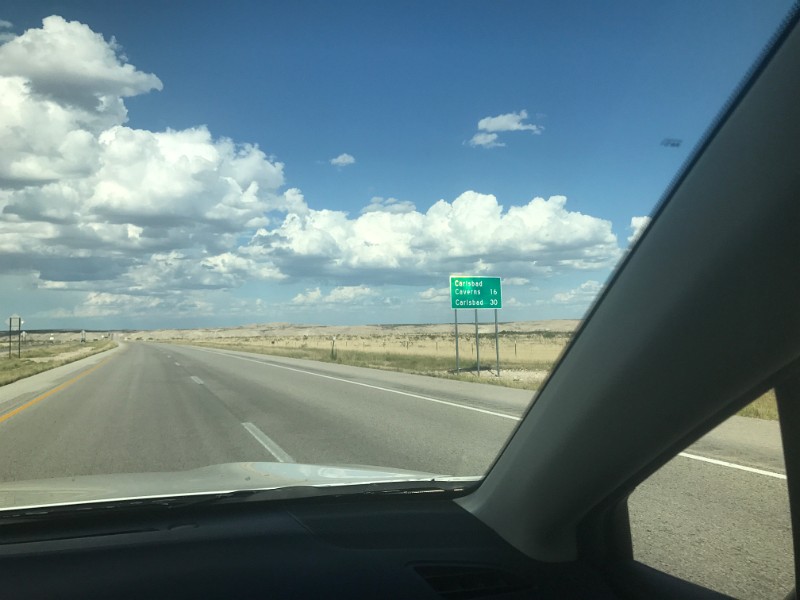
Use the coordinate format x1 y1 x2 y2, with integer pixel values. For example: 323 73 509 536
242 422 294 462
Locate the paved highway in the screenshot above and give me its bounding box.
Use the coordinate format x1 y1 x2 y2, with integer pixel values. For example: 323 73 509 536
0 342 791 598
0 342 530 480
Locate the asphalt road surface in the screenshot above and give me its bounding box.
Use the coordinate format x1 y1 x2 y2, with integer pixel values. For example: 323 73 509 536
0 342 791 598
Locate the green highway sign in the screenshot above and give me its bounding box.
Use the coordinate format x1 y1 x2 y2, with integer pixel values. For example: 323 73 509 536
449 276 502 309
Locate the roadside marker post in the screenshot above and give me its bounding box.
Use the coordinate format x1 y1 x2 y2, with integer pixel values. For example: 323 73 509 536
8 315 22 359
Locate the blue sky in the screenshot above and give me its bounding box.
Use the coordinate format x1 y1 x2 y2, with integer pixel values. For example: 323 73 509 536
0 1 793 329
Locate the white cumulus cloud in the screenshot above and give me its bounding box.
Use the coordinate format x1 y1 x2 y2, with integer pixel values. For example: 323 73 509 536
628 215 652 243
477 109 543 133
549 280 603 305
502 277 529 286
330 153 355 167
468 110 543 148
468 132 503 148
418 287 449 303
0 19 15 43
361 196 416 214
0 16 289 298
0 16 162 123
292 287 323 305
293 285 377 305
247 192 620 285
0 17 625 324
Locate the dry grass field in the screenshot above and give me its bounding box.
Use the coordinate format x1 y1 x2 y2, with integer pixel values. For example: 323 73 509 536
186 333 568 388
125 319 778 420
141 320 574 390
0 340 117 386
738 388 778 420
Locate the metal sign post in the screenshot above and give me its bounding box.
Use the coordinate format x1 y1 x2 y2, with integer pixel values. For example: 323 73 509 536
474 309 480 376
454 310 460 374
8 315 22 358
494 309 500 376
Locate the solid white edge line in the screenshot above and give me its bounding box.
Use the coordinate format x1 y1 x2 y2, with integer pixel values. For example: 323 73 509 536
193 347 521 421
187 347 786 480
242 422 294 463
678 452 786 480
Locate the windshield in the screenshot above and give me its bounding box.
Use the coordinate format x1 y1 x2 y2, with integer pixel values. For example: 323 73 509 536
0 2 793 508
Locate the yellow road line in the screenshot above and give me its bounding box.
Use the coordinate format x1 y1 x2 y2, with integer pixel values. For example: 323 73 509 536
0 356 114 425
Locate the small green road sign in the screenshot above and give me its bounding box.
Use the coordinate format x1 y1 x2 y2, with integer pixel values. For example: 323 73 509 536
449 276 502 309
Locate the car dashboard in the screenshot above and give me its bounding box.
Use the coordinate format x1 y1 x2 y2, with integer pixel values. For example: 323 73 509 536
0 494 627 599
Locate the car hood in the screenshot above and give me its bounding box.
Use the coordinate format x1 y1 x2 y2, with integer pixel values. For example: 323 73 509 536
0 462 476 512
